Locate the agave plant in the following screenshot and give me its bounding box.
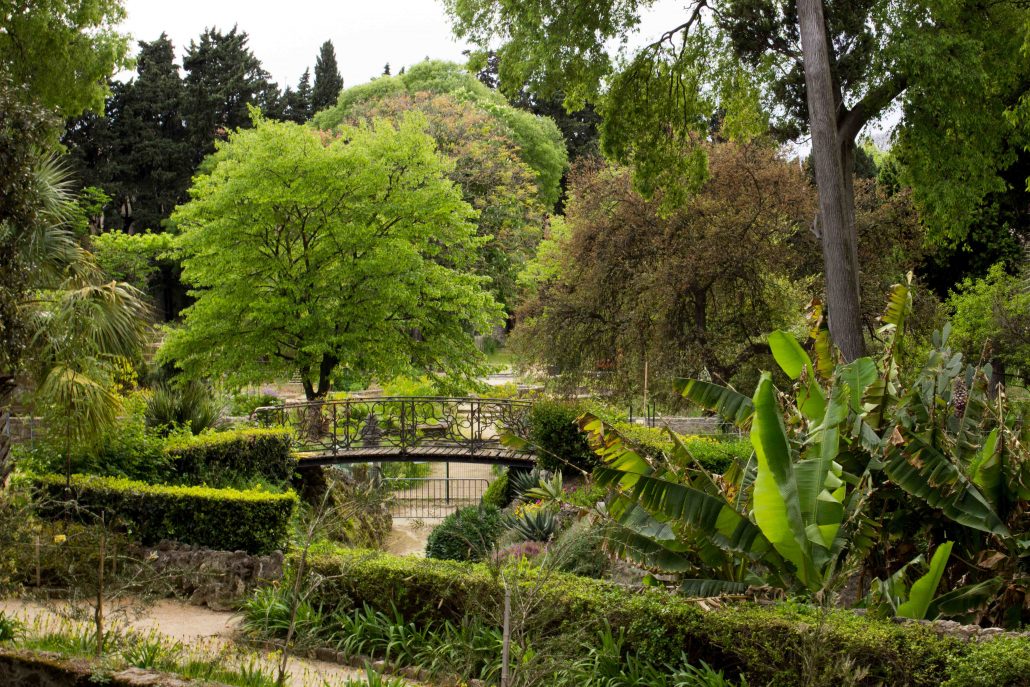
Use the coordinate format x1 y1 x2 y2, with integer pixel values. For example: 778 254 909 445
505 507 560 542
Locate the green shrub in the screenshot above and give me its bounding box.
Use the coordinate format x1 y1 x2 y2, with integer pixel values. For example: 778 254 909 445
26 473 297 555
942 637 1030 687
529 400 596 474
611 421 675 457
425 505 503 562
229 391 282 417
163 428 296 488
677 436 751 474
303 549 998 687
13 393 171 483
481 471 511 508
549 517 610 578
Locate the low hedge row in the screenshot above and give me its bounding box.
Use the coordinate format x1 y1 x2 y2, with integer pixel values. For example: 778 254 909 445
163 428 295 487
27 473 297 555
302 549 1030 687
612 422 750 474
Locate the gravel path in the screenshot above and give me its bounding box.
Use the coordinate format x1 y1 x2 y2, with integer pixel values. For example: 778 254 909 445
0 598 398 687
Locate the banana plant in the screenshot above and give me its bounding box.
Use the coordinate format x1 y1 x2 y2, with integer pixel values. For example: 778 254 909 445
583 340 878 595
679 280 1030 624
866 541 954 619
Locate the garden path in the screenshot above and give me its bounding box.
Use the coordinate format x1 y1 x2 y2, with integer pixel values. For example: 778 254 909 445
0 598 417 686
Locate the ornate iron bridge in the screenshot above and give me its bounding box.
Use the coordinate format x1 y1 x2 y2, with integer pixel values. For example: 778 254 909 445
253 396 536 467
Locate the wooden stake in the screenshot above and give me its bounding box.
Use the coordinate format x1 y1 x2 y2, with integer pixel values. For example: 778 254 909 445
501 583 511 687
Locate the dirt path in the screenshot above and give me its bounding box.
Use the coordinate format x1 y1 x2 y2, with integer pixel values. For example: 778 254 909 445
0 598 400 687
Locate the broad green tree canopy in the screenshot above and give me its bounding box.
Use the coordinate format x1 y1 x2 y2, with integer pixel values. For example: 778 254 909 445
314 60 568 209
160 114 502 398
0 0 130 118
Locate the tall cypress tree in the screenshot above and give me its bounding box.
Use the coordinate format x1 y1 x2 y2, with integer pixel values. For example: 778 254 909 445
64 34 192 232
311 40 343 112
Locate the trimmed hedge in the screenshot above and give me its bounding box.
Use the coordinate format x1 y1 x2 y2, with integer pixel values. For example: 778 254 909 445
27 473 297 555
300 549 1028 687
163 428 295 487
612 422 750 474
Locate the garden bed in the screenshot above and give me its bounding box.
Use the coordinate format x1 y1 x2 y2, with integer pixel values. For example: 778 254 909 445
296 549 1030 687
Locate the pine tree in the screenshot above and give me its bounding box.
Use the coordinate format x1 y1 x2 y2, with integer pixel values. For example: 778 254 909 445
383 62 391 76
183 26 273 162
285 68 313 123
311 40 343 112
64 34 193 232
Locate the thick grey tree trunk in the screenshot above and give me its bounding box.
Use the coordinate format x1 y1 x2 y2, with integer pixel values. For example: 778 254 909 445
796 0 866 361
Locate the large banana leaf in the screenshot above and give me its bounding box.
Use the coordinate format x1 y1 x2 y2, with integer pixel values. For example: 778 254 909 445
595 466 774 562
750 373 820 587
884 427 1009 536
603 516 696 573
838 357 878 414
676 378 754 427
769 330 813 380
768 330 825 421
928 577 1005 621
969 428 1002 508
806 300 835 380
897 541 953 619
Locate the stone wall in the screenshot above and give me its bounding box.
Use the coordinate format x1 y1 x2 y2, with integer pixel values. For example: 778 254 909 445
142 542 284 611
0 649 216 686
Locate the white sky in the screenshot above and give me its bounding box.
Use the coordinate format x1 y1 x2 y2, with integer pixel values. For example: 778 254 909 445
117 0 690 89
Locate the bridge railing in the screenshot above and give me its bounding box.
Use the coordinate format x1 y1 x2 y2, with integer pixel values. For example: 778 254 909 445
252 396 534 458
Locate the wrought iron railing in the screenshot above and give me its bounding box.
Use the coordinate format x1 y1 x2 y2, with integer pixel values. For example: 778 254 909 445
252 396 534 459
386 477 490 518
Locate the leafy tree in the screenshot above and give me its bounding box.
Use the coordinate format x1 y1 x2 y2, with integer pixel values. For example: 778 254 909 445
160 115 502 400
476 51 601 163
513 143 816 397
182 26 274 163
446 0 1030 362
337 91 546 311
314 60 567 209
0 0 130 119
947 264 1030 388
311 40 344 112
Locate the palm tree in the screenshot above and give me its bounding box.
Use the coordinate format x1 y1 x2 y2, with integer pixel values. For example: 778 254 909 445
1 156 149 486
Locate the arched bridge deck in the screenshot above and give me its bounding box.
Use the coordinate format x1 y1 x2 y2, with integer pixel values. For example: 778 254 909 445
253 396 537 467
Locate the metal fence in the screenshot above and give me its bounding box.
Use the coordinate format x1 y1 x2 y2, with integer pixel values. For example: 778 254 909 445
385 477 490 519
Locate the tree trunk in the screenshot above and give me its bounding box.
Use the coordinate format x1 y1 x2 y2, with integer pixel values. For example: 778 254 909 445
797 0 866 361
